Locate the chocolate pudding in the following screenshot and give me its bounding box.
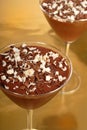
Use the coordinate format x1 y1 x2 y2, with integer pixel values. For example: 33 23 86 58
0 42 71 109
40 0 87 42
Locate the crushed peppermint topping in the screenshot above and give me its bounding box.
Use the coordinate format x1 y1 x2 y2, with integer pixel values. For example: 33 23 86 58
0 43 71 95
41 0 87 22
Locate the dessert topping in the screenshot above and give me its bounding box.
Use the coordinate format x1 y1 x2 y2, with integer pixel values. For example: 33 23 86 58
41 0 87 22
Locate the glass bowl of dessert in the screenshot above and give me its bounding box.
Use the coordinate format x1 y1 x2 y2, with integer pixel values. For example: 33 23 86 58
0 42 72 130
39 0 87 94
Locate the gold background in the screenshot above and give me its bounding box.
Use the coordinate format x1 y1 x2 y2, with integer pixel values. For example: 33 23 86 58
0 0 87 130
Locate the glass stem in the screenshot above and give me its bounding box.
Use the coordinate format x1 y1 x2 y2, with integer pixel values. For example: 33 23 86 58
65 42 70 56
27 109 33 130
61 42 70 93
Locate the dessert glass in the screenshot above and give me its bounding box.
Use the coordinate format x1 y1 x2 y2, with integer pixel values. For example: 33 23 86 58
39 0 87 94
0 42 72 130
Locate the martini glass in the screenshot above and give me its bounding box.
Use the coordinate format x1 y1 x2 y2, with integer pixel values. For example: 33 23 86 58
0 42 72 130
39 0 87 94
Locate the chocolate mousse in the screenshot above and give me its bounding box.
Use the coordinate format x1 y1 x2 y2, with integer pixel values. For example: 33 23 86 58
40 0 87 42
0 43 71 95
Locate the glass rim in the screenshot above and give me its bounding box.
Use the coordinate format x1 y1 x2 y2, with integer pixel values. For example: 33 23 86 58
0 41 72 98
39 0 87 23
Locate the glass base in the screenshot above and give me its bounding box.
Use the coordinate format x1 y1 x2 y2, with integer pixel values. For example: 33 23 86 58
61 70 81 95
